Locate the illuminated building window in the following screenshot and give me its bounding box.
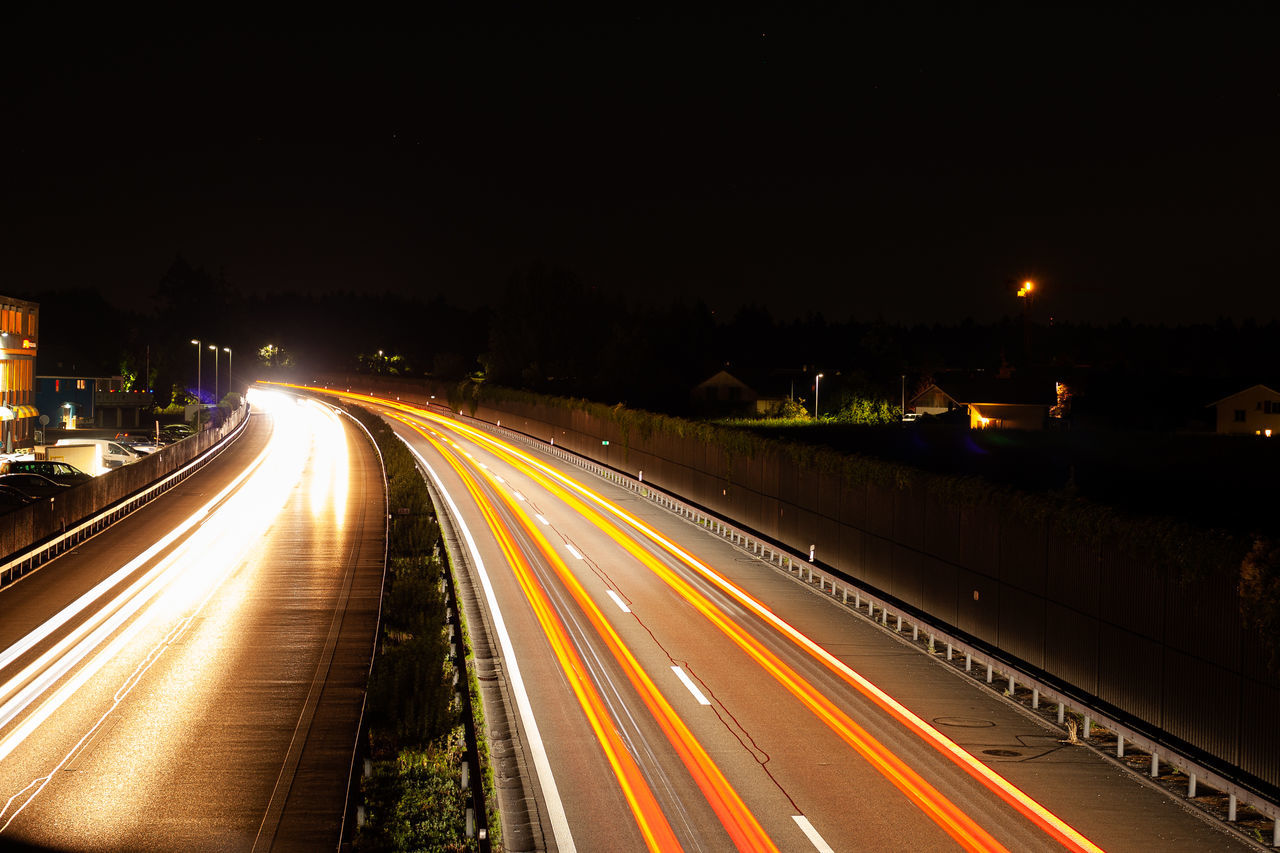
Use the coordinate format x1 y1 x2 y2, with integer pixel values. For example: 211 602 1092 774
77 379 86 390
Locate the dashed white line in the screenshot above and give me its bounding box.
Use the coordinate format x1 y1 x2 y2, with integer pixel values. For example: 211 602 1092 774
565 543 584 560
512 490 527 502
493 475 505 484
606 590 631 613
534 513 549 525
671 666 711 706
793 816 835 852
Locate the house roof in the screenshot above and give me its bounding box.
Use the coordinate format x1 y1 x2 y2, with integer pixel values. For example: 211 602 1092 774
1206 383 1280 408
913 377 1056 408
693 368 805 400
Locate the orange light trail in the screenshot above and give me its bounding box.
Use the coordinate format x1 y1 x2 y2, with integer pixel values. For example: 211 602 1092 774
271 383 1106 853
405 416 776 853
423 427 683 852
401 413 1006 853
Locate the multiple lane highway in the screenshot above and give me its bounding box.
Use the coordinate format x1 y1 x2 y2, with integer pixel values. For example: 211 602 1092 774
0 392 384 851
0 381 1258 851
312 388 1254 853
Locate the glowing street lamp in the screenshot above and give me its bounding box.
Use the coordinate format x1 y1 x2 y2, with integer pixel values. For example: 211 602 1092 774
209 344 219 403
191 339 202 405
814 373 824 419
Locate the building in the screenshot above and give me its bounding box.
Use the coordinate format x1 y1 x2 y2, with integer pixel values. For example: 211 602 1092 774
1207 384 1280 436
690 368 798 417
0 295 40 452
36 375 155 429
910 376 1056 430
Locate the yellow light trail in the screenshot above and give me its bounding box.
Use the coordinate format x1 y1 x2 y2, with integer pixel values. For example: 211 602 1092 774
402 413 1005 853
401 416 777 853
274 383 1107 853
418 422 685 853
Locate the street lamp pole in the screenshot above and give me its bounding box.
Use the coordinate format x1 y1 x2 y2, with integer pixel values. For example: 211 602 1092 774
223 347 232 395
191 339 201 428
209 344 219 404
814 373 824 419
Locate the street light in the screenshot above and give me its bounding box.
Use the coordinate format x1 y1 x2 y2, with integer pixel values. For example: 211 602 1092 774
209 344 219 404
191 340 202 403
814 373 824 419
223 347 232 395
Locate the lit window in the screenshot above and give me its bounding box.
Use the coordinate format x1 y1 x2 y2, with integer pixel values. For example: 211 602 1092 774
77 379 86 390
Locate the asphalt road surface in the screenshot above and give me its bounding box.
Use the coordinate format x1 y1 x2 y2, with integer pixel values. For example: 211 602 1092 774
0 392 384 852
317 386 1255 853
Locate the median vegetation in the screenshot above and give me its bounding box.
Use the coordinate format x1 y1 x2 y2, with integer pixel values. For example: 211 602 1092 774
343 403 494 852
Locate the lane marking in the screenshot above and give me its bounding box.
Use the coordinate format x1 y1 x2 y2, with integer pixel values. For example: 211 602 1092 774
792 816 835 853
606 590 631 613
672 666 711 706
565 543 584 560
399 442 577 853
512 490 527 502
534 513 550 526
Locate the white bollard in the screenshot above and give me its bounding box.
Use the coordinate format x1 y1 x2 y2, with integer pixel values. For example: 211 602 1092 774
1228 793 1237 822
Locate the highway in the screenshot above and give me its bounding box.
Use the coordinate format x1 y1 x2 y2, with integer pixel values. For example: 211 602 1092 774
320 388 1253 853
0 391 384 852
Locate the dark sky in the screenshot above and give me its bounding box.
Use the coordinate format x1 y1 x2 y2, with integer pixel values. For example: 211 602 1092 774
3 9 1278 325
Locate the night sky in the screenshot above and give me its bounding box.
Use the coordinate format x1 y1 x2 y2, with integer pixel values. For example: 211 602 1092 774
4 9 1278 325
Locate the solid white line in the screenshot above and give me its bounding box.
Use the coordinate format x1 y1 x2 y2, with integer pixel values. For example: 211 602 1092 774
793 815 836 853
534 513 549 525
606 590 631 613
671 666 711 705
400 439 577 853
564 543 584 560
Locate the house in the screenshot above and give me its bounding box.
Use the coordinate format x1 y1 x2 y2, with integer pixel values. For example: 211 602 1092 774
910 376 1057 430
36 375 154 429
1207 384 1280 436
690 368 796 417
1 294 40 452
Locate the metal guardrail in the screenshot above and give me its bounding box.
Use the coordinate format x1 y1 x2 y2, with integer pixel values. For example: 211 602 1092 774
455 407 1280 850
0 407 251 590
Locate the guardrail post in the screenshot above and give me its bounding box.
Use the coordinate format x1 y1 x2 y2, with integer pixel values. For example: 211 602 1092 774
1008 674 1015 694
1083 715 1091 739
946 643 953 661
1151 753 1159 777
1058 703 1066 725
912 624 919 641
895 614 902 631
986 663 993 684
1227 793 1236 822
1032 688 1039 709
1187 772 1196 798
965 653 972 672
1116 735 1125 758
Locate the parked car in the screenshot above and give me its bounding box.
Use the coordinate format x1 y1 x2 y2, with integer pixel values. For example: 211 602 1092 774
114 431 166 453
54 438 140 469
0 483 36 511
0 459 94 486
160 423 195 440
0 472 72 499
